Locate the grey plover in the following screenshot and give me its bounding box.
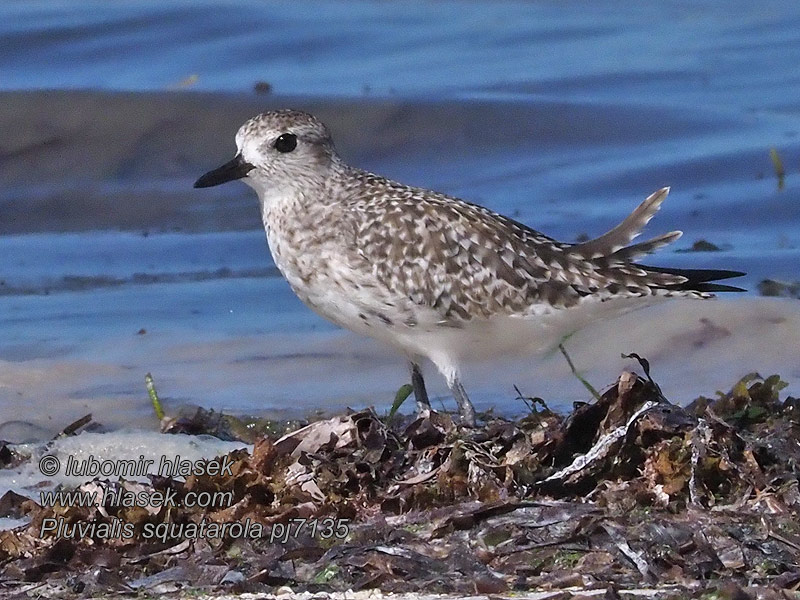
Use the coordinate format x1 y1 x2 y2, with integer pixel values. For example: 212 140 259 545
195 110 744 425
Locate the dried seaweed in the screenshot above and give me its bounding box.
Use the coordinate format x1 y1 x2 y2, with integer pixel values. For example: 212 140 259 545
1 368 798 598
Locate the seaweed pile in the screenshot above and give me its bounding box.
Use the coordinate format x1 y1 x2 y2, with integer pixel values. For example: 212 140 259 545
1 366 798 599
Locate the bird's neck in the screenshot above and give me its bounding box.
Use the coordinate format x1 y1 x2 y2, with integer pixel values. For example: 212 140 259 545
257 179 335 237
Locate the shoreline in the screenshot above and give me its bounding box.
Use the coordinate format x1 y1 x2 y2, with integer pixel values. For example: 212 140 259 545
0 88 746 236
1 88 797 437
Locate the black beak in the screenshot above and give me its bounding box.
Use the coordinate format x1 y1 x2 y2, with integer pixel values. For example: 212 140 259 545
194 154 255 188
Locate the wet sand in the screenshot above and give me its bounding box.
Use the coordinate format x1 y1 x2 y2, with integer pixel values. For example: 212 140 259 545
1 89 772 235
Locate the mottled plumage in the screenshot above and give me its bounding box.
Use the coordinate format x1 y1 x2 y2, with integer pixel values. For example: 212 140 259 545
195 110 744 425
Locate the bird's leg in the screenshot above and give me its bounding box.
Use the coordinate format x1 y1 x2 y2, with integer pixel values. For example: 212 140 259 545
448 376 476 427
409 361 431 416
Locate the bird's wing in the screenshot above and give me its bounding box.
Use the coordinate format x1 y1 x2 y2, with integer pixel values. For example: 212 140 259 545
347 177 742 323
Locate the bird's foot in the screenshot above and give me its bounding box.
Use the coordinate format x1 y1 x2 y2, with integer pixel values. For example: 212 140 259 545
410 361 432 419
450 378 476 427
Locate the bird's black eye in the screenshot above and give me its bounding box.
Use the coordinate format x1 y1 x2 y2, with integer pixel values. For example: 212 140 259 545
274 133 297 153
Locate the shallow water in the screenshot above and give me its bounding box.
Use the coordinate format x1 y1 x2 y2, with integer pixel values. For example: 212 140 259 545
4 0 800 110
0 1 799 438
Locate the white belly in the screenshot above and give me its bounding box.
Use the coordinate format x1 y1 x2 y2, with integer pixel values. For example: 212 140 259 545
307 292 674 371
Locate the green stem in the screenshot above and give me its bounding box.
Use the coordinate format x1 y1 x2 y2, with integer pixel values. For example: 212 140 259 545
559 344 601 401
145 372 165 421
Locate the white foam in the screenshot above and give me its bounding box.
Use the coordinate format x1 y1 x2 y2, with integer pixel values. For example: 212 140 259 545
0 431 248 519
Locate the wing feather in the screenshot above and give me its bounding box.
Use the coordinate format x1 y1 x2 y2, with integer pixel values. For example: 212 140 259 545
573 187 670 258
346 175 743 324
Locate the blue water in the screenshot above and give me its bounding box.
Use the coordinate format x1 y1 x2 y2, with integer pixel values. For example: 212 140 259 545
1 1 799 109
1 0 799 435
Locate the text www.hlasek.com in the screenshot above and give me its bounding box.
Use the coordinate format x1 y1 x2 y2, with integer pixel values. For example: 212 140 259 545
40 487 232 510
37 453 351 543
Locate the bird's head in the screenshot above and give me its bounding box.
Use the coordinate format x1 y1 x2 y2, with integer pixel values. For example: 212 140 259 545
194 110 339 197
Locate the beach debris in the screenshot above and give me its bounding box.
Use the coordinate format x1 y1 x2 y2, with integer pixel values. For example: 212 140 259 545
388 384 414 419
172 74 199 89
0 367 798 597
0 444 15 467
145 372 165 421
690 239 721 252
769 147 785 189
160 404 306 442
254 81 273 94
758 278 800 298
53 414 92 440
676 239 722 252
149 371 306 441
559 343 601 400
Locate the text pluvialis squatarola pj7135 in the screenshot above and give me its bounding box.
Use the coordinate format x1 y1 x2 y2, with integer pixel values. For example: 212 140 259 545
195 110 744 425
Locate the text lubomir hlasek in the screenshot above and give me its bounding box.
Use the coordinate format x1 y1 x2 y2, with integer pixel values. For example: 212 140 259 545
62 454 235 478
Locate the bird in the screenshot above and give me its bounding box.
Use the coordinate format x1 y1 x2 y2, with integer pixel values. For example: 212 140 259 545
194 109 744 426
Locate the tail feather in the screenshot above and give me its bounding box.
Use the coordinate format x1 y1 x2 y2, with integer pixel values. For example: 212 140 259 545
607 230 683 262
573 187 670 258
564 186 746 295
641 265 747 293
691 282 748 293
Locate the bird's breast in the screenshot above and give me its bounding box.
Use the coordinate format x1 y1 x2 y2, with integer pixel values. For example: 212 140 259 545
261 200 365 322
264 206 326 292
